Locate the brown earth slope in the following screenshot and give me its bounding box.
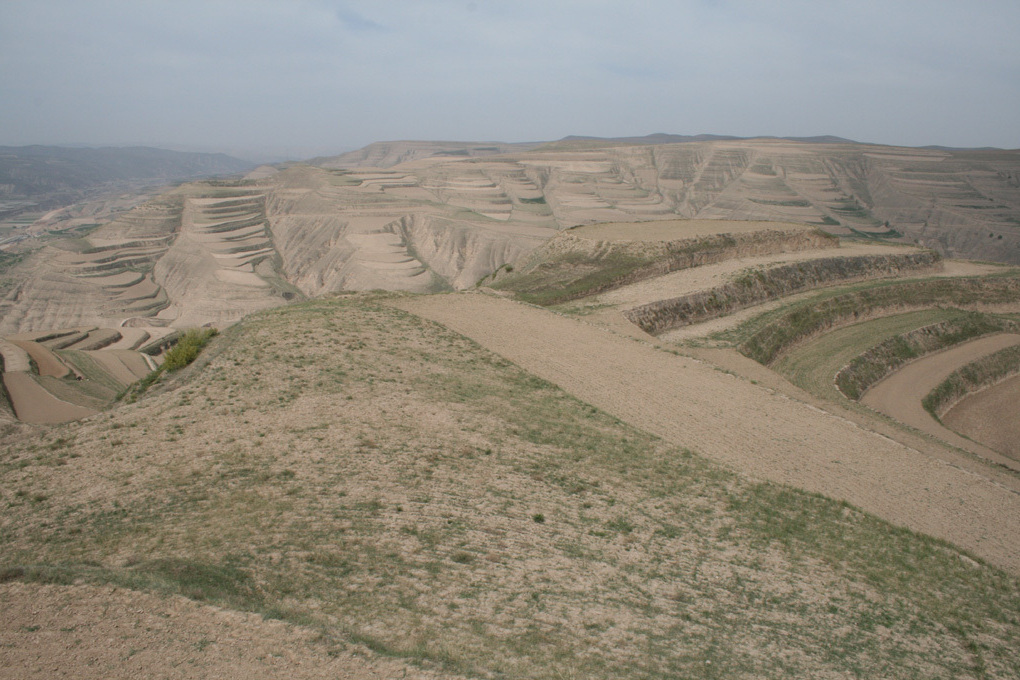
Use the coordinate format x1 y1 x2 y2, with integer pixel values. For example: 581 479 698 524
395 293 1020 574
3 137 1019 336
943 374 1020 459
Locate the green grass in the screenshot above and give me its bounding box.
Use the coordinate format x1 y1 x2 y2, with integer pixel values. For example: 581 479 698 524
748 198 812 207
0 250 25 275
3 295 1020 679
627 251 940 335
733 272 1020 365
488 233 744 306
833 312 1015 399
118 328 218 403
773 309 967 401
502 251 656 305
162 328 218 372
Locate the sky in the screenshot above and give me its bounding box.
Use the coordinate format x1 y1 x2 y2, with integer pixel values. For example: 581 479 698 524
1 0 1019 160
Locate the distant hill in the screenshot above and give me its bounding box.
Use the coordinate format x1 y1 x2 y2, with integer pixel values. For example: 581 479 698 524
312 140 542 169
553 133 859 147
2 134 1018 336
0 145 254 208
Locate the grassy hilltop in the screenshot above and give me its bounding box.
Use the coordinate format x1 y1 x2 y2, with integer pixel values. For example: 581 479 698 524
3 294 1020 679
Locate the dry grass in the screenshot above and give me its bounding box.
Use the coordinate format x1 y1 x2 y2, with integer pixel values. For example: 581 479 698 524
2 294 1020 679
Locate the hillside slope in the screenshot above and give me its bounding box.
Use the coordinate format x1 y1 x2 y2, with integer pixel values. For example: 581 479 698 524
3 294 1020 679
3 137 1018 335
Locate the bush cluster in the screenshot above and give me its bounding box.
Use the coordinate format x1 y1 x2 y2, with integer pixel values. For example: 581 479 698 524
162 328 218 372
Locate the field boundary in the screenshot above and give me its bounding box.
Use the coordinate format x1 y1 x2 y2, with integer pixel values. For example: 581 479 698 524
924 344 1020 419
739 274 1020 365
624 252 941 335
835 313 1019 399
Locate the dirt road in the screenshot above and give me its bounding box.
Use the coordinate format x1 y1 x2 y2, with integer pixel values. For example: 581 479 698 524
862 334 1020 460
396 293 1020 574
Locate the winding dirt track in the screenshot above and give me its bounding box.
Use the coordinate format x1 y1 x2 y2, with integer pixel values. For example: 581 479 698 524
862 334 1020 460
396 293 1020 574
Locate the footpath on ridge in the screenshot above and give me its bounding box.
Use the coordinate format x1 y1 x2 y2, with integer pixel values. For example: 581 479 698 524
394 292 1020 574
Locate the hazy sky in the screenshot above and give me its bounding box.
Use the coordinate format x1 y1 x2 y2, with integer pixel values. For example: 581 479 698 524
2 0 1018 159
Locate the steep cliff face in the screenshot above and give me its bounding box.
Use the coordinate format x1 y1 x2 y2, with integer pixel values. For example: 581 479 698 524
397 214 552 290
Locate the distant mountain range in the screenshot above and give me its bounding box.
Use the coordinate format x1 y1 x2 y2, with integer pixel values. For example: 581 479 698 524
557 133 860 146
0 145 254 208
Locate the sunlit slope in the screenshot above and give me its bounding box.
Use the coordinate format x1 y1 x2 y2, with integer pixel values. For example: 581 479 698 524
4 294 1020 679
3 137 1018 335
318 138 1020 264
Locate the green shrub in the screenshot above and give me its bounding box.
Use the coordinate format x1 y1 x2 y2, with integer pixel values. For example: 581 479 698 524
118 327 217 403
162 328 218 372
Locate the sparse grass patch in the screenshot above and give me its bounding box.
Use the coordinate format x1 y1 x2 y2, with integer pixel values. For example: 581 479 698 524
3 294 1020 679
733 272 1020 364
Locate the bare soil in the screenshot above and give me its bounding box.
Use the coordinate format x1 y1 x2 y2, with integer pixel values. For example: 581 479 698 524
1 372 97 424
9 340 70 378
861 334 1020 460
569 218 813 241
942 373 1020 460
395 293 1020 574
0 582 454 680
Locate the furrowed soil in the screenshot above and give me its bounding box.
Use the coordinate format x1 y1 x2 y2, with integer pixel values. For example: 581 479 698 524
1 372 98 424
3 294 1020 679
943 374 1020 459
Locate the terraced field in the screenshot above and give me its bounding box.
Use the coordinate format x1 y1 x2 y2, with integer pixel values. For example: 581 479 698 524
484 214 1020 472
2 137 1019 677
944 374 1020 458
3 136 1019 337
0 326 166 423
862 334 1020 459
4 295 1020 680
